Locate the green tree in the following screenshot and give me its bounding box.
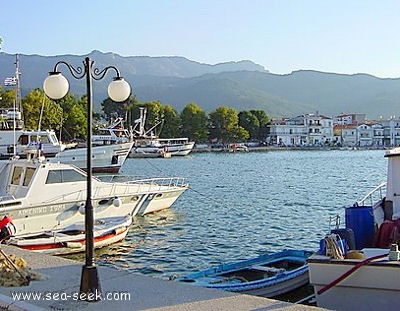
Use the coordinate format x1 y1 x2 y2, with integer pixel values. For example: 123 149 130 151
251 109 270 140
0 88 16 108
101 97 128 120
160 105 181 138
22 89 63 131
58 93 87 140
238 111 260 140
208 106 248 143
180 103 208 142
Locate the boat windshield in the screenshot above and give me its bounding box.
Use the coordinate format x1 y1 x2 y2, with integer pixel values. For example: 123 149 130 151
46 169 86 184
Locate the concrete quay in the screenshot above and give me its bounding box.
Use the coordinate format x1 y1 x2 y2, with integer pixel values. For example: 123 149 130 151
0 245 327 311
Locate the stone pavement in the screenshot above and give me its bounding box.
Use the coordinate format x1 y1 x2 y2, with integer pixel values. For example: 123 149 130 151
0 245 328 311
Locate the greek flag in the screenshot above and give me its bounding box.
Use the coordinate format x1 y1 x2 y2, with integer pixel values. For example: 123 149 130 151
4 77 17 86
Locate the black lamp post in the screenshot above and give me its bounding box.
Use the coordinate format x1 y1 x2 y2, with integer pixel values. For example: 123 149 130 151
43 57 131 301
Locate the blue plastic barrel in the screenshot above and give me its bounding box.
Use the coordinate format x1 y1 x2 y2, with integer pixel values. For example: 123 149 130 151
345 206 375 249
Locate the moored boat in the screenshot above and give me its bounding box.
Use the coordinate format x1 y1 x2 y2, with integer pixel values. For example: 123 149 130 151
307 146 400 311
8 215 132 255
177 249 312 298
0 155 188 237
129 107 195 158
50 141 134 173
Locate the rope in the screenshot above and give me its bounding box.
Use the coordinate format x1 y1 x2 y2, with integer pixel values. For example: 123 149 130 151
324 234 344 260
317 252 388 296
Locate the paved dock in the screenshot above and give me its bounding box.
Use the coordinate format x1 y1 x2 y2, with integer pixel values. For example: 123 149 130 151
0 245 327 310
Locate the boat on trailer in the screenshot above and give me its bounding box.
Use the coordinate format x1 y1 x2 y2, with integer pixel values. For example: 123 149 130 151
7 215 132 255
177 249 312 298
307 146 400 311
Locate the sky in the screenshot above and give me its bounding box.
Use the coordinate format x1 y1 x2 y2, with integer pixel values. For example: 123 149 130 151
2 0 400 78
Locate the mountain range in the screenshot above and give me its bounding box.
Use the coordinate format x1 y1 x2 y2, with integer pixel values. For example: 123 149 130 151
1 50 399 119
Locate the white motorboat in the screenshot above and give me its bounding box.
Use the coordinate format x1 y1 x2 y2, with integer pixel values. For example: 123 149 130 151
0 125 67 159
130 137 194 158
92 117 133 145
50 141 134 173
0 155 188 237
8 215 132 255
307 147 400 311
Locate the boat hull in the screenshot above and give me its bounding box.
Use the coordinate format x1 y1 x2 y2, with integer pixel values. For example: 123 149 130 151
50 142 133 173
129 142 195 158
10 216 132 255
177 249 312 298
308 250 399 311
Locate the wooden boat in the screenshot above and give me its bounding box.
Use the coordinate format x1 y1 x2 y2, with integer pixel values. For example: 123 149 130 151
177 249 312 297
8 215 132 255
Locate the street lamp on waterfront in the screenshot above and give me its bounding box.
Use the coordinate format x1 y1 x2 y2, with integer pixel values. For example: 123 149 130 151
43 57 131 301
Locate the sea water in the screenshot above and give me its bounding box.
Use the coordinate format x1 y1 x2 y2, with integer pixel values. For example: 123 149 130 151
73 149 387 280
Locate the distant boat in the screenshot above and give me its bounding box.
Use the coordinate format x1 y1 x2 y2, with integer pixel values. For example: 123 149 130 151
92 109 195 158
0 119 67 159
92 117 133 146
177 249 312 298
129 108 195 158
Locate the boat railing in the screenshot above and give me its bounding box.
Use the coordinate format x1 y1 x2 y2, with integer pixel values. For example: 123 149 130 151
0 194 16 202
356 181 386 207
42 177 188 204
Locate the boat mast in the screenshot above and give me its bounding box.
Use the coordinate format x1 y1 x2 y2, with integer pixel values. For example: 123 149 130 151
139 107 146 136
13 54 22 156
14 55 22 114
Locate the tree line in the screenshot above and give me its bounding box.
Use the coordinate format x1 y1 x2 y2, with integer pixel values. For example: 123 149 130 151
0 87 270 144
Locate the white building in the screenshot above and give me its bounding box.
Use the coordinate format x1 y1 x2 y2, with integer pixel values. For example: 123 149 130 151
267 113 334 146
333 113 366 125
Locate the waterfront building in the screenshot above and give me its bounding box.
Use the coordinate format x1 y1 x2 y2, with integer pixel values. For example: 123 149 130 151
333 113 366 125
267 113 400 148
267 113 333 146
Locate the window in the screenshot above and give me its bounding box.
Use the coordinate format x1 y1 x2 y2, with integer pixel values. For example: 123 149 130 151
23 167 35 186
40 136 50 143
18 135 29 145
46 169 86 184
11 166 23 185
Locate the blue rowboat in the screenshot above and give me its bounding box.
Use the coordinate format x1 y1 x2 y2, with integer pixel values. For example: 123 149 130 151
177 249 313 297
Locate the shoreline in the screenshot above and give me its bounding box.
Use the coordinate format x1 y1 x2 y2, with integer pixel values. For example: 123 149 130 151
191 146 388 153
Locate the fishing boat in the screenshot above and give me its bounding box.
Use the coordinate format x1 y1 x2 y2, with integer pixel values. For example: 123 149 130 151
307 147 400 311
7 215 132 255
92 117 133 145
92 109 194 158
129 108 194 158
177 249 312 298
0 155 188 237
